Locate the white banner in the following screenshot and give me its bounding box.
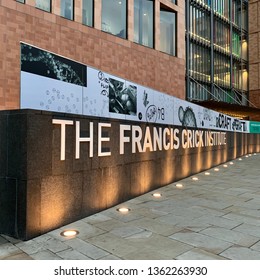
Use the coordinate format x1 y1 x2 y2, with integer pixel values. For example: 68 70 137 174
20 43 250 133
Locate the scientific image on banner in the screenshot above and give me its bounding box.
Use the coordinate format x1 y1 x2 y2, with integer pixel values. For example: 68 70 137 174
20 43 85 114
173 98 199 128
108 77 136 120
122 82 154 123
83 67 110 118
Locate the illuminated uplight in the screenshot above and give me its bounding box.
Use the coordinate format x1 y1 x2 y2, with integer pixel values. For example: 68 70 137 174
214 168 219 171
238 158 242 161
192 177 199 181
60 230 79 238
254 153 257 155
223 164 228 167
229 162 234 165
245 155 249 158
117 207 130 213
205 172 210 175
176 183 183 188
152 193 162 198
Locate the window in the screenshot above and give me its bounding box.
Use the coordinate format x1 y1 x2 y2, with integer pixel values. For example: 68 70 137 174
232 31 241 57
36 0 51 12
214 20 230 52
214 53 230 87
241 4 248 31
160 8 176 56
61 0 74 20
189 4 210 42
134 0 154 48
213 0 229 19
190 43 210 83
101 0 127 39
232 0 241 26
82 0 94 27
16 0 25 3
170 0 177 4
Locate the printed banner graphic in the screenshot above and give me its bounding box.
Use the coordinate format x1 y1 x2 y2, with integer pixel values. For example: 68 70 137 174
20 43 251 133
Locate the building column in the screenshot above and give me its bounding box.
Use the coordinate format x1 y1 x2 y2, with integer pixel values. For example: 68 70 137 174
94 0 101 30
154 0 160 51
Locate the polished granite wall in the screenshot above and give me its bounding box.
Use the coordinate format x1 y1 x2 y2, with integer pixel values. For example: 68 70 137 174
0 110 259 240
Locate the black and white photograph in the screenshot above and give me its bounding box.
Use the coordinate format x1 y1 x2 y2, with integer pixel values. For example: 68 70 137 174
109 78 137 115
21 43 87 87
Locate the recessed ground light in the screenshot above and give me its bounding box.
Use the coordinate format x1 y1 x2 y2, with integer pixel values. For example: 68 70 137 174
254 153 257 155
249 154 252 156
223 164 228 167
205 172 210 175
176 183 183 188
238 158 242 161
229 162 234 165
192 177 199 181
117 207 130 213
214 168 219 171
152 193 162 198
60 230 79 238
245 155 249 158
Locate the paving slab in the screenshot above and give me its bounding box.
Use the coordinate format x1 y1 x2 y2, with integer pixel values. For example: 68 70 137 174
176 248 227 260
220 246 260 260
200 227 259 247
169 231 233 254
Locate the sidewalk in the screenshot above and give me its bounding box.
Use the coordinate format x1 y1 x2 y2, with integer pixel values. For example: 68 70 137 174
1 153 260 260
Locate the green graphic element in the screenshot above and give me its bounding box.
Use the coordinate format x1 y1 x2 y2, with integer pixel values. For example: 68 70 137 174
250 121 260 134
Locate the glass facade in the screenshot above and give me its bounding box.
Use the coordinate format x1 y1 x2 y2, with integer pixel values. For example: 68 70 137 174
102 0 127 39
189 5 210 42
160 8 176 56
214 20 230 52
134 0 154 48
82 0 93 27
189 43 211 83
61 0 74 20
36 0 51 12
186 0 249 105
213 0 229 19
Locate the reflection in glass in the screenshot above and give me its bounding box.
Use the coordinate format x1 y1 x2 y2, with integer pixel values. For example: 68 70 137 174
134 0 154 48
36 0 51 12
61 0 73 20
82 0 93 27
102 0 127 39
160 9 176 56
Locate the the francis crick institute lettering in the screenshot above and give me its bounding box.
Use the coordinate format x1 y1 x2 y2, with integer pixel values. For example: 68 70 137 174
52 119 227 160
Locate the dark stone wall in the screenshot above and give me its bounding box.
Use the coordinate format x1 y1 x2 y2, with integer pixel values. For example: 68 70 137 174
0 109 260 240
